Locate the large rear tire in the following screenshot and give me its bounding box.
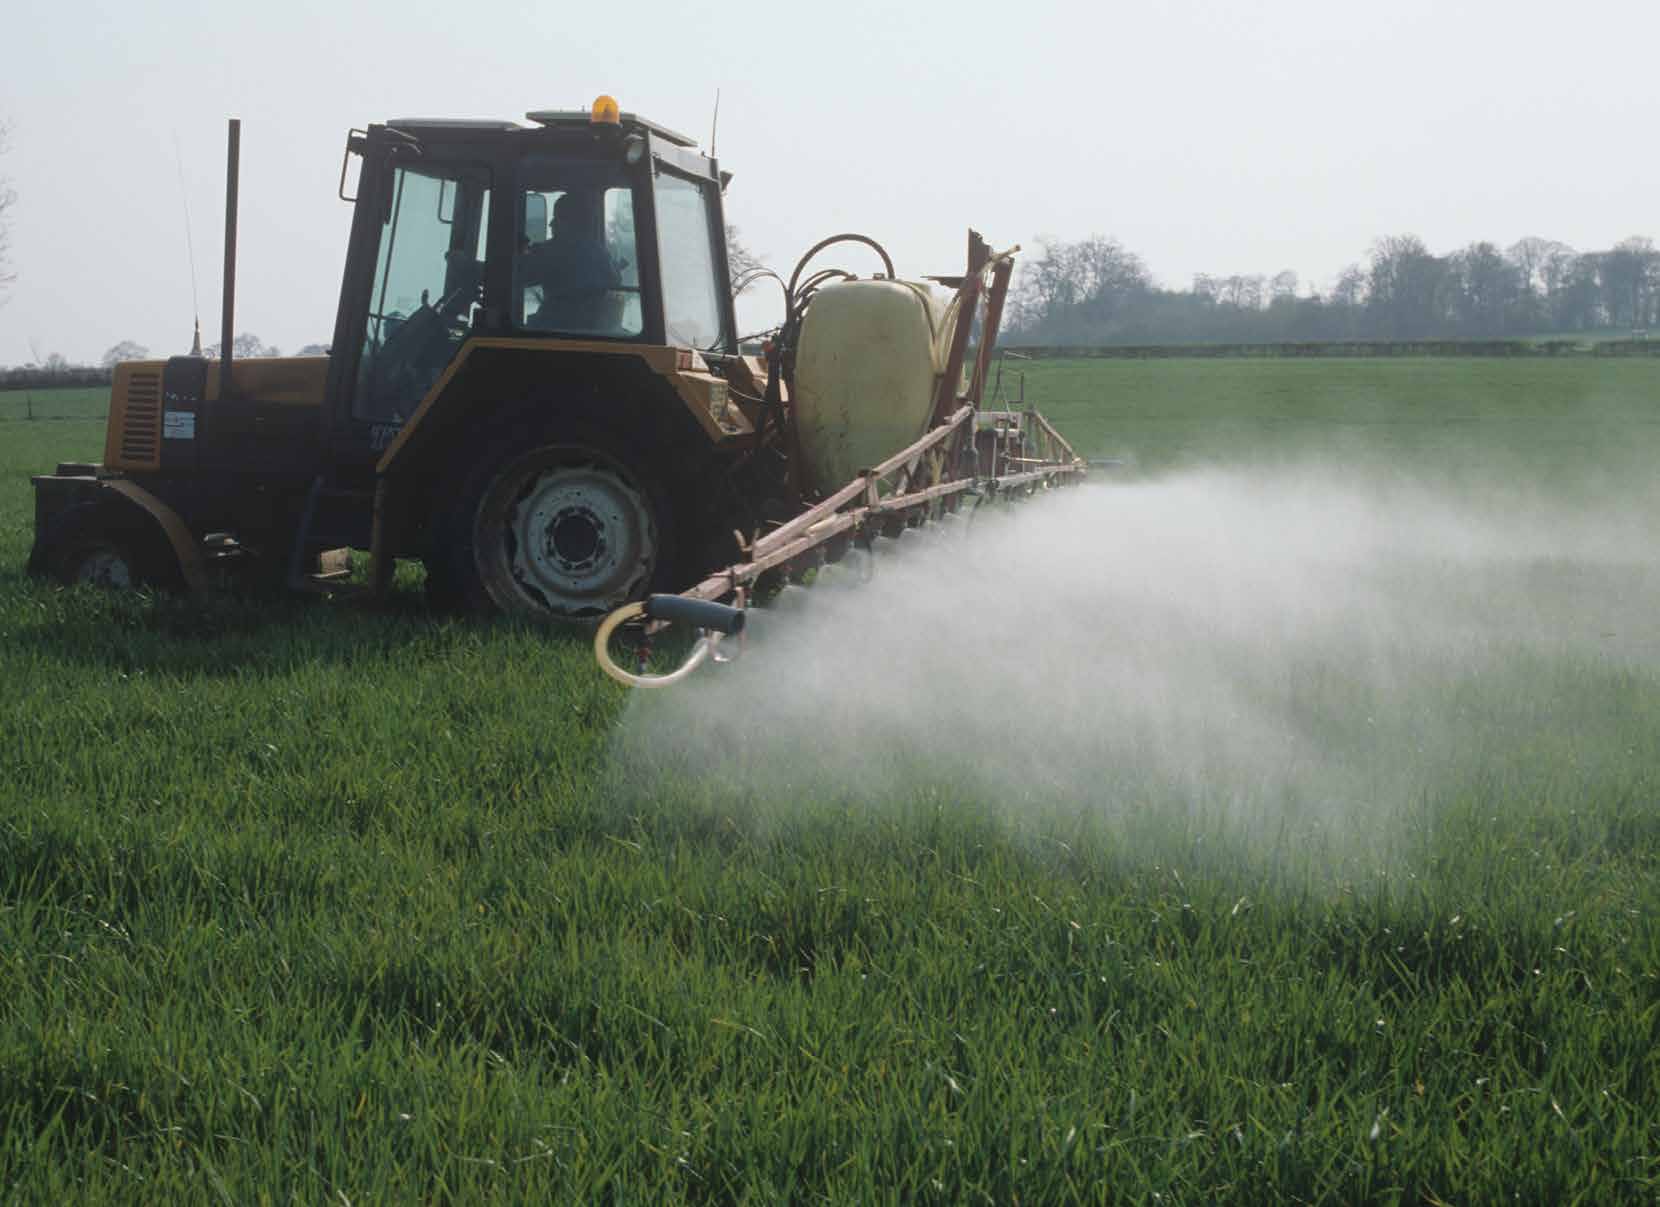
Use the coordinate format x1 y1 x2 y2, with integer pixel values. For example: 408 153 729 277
425 425 678 621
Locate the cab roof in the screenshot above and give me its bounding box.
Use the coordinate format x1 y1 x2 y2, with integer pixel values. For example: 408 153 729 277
525 110 696 147
383 111 698 149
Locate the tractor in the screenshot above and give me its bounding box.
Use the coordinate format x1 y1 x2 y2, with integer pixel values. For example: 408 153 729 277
27 97 1086 648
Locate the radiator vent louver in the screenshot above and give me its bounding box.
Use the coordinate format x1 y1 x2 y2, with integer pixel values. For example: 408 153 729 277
120 370 162 464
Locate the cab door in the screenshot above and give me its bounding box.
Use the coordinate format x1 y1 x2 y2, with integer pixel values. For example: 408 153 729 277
329 149 493 458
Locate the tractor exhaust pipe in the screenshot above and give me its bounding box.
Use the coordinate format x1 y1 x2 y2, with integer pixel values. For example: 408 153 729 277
219 117 240 400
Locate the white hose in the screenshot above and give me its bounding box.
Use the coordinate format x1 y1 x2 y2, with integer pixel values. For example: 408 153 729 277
593 601 719 688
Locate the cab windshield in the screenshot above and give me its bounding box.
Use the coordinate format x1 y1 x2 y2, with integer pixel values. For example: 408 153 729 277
653 170 728 350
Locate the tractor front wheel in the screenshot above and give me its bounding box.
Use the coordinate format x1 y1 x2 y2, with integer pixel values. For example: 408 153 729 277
44 504 183 593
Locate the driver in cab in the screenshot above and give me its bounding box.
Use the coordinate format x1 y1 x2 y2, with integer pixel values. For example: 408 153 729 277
523 189 620 333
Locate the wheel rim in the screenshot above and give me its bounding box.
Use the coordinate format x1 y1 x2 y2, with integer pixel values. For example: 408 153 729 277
475 446 657 619
70 546 135 589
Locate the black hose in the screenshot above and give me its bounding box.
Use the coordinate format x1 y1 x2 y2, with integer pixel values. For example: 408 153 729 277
785 233 895 300
760 232 897 468
732 267 790 314
645 594 746 635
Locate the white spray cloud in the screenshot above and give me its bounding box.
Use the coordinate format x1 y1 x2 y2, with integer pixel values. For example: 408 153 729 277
614 466 1660 851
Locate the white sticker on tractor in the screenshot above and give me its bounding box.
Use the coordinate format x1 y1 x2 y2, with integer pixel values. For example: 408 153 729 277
163 411 196 440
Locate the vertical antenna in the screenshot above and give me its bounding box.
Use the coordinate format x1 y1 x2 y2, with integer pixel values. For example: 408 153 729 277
709 87 720 157
220 118 241 400
172 131 203 356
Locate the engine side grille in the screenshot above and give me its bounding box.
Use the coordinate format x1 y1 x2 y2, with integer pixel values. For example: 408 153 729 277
107 364 163 470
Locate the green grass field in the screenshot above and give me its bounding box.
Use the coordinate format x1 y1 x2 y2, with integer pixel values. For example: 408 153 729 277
0 385 109 424
3 365 1659 1202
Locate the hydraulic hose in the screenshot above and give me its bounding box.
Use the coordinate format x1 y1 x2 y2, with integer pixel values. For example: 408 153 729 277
592 596 745 688
785 233 896 299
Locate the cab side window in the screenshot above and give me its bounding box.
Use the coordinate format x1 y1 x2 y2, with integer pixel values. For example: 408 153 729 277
654 172 727 350
515 156 641 338
354 164 491 422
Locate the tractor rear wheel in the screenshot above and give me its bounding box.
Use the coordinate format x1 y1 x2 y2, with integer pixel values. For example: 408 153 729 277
426 426 675 621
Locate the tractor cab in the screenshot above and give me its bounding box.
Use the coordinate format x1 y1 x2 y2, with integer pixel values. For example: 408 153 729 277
324 97 737 462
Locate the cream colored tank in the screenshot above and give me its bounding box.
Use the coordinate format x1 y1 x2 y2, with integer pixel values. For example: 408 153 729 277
793 280 959 495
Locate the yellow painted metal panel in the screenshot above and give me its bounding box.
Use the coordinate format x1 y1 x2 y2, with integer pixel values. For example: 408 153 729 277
377 338 717 474
103 361 165 471
201 356 328 405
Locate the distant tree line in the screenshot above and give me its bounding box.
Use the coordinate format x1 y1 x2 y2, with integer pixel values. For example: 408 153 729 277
1007 234 1660 345
0 332 322 391
1 361 111 391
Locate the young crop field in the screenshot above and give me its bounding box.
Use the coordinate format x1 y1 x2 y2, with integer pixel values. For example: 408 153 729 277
0 385 108 424
3 362 1659 1202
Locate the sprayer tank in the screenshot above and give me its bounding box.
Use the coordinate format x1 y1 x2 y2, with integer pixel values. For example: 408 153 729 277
793 279 958 495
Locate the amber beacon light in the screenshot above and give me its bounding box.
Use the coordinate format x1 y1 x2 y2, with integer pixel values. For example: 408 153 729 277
590 95 621 124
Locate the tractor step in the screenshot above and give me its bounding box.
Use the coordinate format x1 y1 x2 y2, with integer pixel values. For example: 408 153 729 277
288 546 356 593
287 477 369 594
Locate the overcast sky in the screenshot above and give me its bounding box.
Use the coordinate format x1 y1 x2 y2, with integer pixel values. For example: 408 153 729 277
2 0 1657 365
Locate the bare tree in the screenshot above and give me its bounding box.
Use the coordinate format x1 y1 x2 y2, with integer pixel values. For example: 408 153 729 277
1009 235 1149 339
1216 274 1265 310
1072 235 1151 326
1445 242 1519 336
101 341 150 366
1504 237 1567 330
1330 264 1368 309
1321 264 1368 338
1535 243 1581 328
1600 236 1658 330
726 223 764 292
1009 237 1083 332
1549 250 1603 331
1506 237 1560 296
1367 234 1446 338
204 332 279 359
